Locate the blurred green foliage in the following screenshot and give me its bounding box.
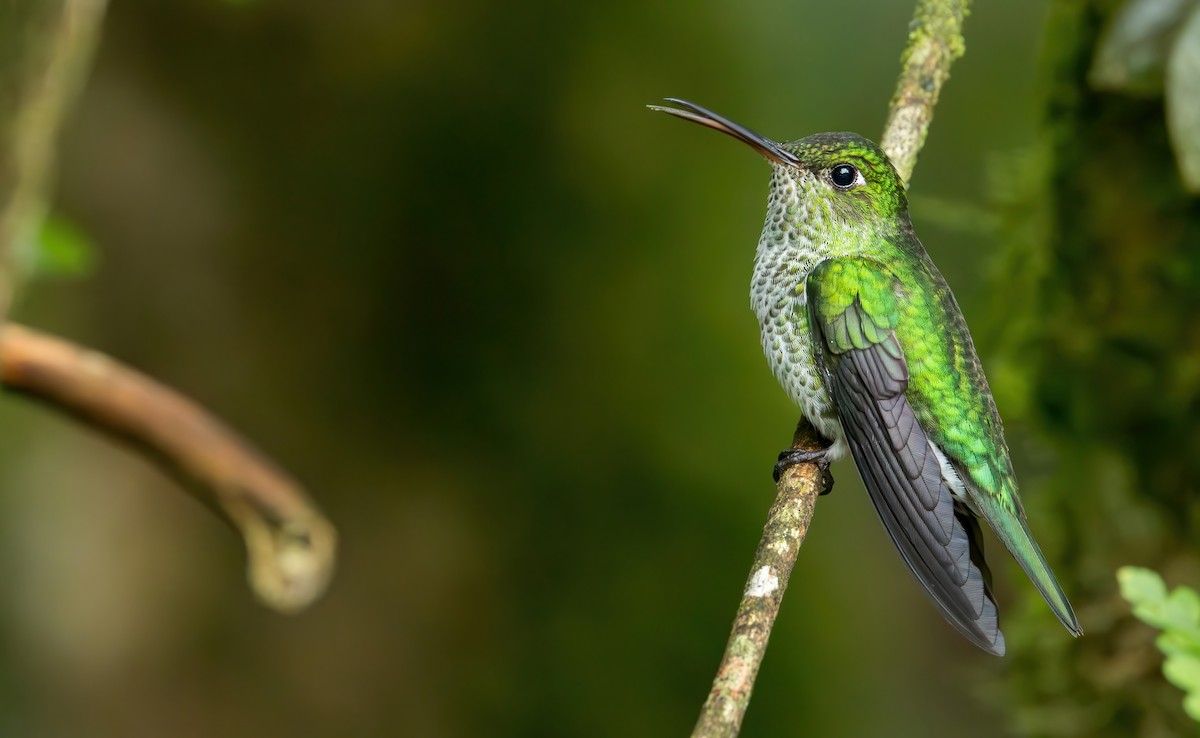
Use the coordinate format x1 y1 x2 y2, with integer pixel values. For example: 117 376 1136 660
982 1 1200 735
1091 0 1200 192
17 214 97 280
1089 0 1195 94
4 0 1194 737
1166 2 1200 190
1119 566 1200 722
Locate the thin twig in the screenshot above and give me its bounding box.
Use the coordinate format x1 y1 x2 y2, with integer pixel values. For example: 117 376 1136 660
0 0 109 314
0 323 337 613
690 1 971 735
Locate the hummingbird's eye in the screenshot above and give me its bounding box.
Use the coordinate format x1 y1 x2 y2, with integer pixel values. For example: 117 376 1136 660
829 164 859 189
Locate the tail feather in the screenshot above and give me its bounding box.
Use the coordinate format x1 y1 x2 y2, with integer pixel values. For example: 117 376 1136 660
973 493 1083 637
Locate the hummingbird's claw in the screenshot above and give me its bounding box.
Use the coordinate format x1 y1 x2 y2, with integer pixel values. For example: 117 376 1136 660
773 448 834 495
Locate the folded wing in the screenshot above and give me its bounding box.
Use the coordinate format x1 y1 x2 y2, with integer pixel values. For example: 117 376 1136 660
807 258 1005 655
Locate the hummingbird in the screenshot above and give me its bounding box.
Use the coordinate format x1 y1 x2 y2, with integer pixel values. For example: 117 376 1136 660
651 98 1082 655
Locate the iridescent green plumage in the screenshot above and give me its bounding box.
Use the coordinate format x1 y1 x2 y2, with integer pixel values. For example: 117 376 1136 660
653 99 1082 654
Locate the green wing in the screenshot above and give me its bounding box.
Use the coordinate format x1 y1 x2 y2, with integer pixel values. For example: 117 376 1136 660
807 257 1005 655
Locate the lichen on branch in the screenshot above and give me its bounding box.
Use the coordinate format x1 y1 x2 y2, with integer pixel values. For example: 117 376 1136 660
880 0 970 185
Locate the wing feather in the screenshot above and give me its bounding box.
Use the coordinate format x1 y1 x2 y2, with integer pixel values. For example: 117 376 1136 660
809 259 1004 655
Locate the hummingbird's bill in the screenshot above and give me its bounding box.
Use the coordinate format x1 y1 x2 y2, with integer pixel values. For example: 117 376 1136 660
648 98 802 167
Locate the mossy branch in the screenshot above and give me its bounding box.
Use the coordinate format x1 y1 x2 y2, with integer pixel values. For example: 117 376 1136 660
690 1 971 736
880 0 970 185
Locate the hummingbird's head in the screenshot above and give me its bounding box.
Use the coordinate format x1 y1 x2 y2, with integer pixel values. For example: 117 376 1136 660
650 98 908 226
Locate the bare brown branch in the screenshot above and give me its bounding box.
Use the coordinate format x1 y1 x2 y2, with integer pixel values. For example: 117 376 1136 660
0 323 336 613
0 1 335 613
690 2 971 735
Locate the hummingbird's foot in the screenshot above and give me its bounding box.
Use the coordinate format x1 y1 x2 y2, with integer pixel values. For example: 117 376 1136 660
773 448 834 495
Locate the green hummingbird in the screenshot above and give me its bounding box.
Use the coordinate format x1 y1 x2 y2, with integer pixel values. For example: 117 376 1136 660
651 98 1082 655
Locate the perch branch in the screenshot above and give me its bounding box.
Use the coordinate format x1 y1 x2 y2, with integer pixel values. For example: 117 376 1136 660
880 0 970 185
691 1 971 736
0 323 336 613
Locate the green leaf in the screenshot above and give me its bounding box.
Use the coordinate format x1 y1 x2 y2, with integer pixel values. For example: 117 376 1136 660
1159 629 1200 657
1119 566 1170 625
1171 585 1200 619
1167 586 1200 633
1185 691 1200 723
1165 652 1200 691
1167 3 1200 192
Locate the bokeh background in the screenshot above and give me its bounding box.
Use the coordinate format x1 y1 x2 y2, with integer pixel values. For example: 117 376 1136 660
0 0 1127 736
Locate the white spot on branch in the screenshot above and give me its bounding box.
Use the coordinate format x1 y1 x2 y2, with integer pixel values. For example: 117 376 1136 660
745 566 779 598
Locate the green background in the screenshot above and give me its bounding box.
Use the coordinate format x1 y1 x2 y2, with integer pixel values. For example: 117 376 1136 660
1 0 1052 735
